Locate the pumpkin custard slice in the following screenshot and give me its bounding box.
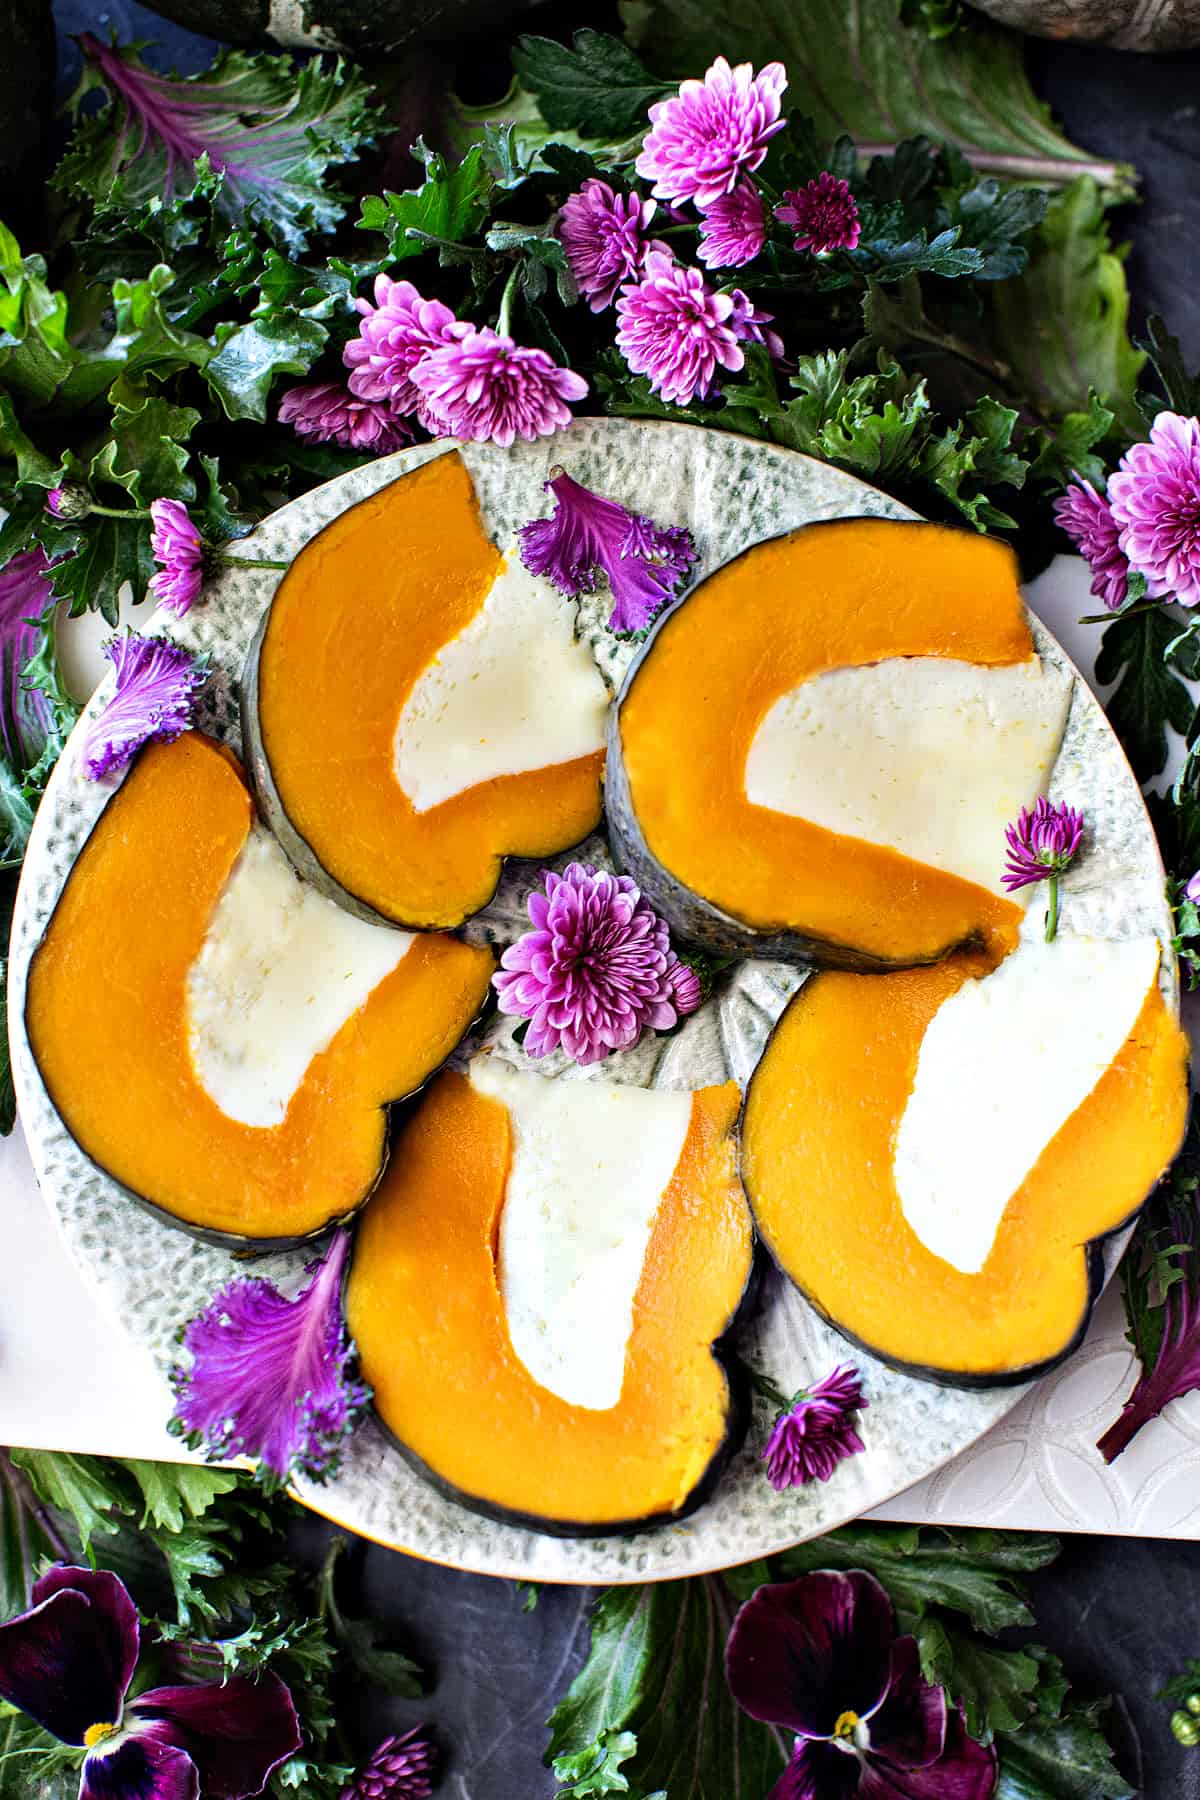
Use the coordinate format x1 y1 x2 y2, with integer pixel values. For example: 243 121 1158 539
244 450 610 931
25 733 494 1246
346 1058 754 1535
608 517 1073 970
741 928 1189 1386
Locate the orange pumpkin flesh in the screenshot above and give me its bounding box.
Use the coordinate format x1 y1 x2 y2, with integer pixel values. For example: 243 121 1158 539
247 451 605 930
610 519 1037 969
346 1071 754 1533
741 954 1189 1383
25 734 495 1246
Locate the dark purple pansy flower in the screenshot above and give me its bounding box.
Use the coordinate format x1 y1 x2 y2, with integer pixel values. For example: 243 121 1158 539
1108 411 1200 608
0 547 55 771
169 1229 370 1488
777 173 862 255
1052 479 1129 611
557 179 664 312
726 1572 997 1800
1002 796 1084 891
493 862 701 1065
81 632 208 782
762 1364 867 1491
149 498 205 617
277 382 412 453
698 178 766 269
518 465 697 636
341 1728 437 1800
0 1563 300 1800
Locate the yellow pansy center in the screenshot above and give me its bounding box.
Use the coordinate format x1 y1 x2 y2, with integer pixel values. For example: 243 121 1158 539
833 1711 861 1742
84 1722 118 1750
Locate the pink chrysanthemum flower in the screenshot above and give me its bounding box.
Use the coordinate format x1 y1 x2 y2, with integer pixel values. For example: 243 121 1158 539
636 56 787 208
81 631 208 781
411 328 587 447
1002 796 1084 891
1186 870 1200 905
493 863 702 1065
777 172 862 254
169 1229 369 1488
344 275 470 430
558 179 663 312
149 496 204 616
278 382 413 453
1053 478 1129 611
518 465 697 635
762 1364 867 1490
340 1728 437 1800
615 251 744 405
1003 795 1084 942
1108 411 1200 607
728 288 784 362
698 178 766 269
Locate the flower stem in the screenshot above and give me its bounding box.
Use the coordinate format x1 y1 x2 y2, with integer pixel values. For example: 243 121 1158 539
82 503 153 520
496 264 522 340
218 555 291 571
1045 873 1060 943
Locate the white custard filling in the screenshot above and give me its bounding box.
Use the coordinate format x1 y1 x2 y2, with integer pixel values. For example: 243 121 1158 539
893 933 1161 1274
186 828 414 1128
469 1058 693 1410
744 656 1073 893
394 553 610 814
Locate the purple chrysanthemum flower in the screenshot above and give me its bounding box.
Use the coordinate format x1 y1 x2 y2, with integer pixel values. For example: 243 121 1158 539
81 632 207 782
493 863 702 1065
518 465 698 635
615 251 744 405
169 1228 370 1488
761 1363 867 1491
726 1572 997 1800
557 179 663 313
1053 478 1129 611
341 1728 437 1800
411 329 587 448
148 496 204 616
698 178 766 269
635 56 787 208
44 484 93 522
1002 795 1084 891
0 1563 300 1800
777 172 863 254
0 547 55 770
278 382 412 453
344 275 470 430
727 288 784 363
1108 410 1200 607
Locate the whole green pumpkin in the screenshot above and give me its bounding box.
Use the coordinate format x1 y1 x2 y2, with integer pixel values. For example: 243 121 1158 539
134 0 535 53
964 0 1200 48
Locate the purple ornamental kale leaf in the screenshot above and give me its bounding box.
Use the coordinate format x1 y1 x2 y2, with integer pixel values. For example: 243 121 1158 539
169 1230 370 1489
1098 1106 1200 1463
56 37 380 254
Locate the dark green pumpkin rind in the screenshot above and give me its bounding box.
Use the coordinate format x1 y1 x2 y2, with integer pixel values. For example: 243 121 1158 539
24 737 494 1252
348 1165 763 1539
738 977 1190 1390
606 517 1016 975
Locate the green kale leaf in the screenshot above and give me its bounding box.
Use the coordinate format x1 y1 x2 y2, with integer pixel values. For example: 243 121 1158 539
512 30 672 140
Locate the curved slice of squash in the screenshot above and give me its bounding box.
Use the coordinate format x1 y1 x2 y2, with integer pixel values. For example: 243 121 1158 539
608 518 1066 970
740 943 1189 1385
244 451 608 930
346 1068 754 1535
25 734 495 1247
